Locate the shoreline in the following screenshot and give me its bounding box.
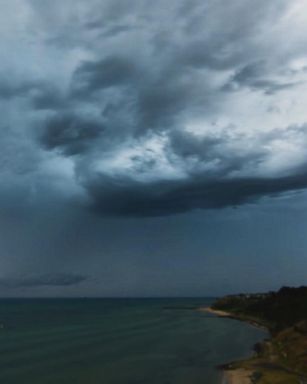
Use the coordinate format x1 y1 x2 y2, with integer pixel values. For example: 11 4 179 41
200 307 268 384
222 368 253 384
200 307 231 317
199 307 268 331
203 288 307 383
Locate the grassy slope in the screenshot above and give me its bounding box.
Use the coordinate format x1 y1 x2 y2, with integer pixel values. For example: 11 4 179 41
212 287 307 384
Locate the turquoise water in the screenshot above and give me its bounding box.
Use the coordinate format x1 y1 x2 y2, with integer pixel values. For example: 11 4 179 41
0 298 266 384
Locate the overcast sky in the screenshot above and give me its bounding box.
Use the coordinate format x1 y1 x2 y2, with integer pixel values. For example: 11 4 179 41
1 0 307 297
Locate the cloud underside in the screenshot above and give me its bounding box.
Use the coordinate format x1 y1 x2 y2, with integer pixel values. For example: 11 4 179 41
86 171 307 216
2 0 307 217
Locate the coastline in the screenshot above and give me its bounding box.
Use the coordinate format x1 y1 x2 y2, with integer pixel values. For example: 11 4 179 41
200 307 231 317
203 288 307 383
201 307 267 384
199 307 268 331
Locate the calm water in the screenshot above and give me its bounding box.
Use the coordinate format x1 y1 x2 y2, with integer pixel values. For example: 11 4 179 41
0 298 266 384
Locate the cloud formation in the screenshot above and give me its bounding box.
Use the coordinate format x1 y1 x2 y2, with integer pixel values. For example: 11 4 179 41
40 113 104 156
2 1 307 218
3 0 307 297
0 273 87 288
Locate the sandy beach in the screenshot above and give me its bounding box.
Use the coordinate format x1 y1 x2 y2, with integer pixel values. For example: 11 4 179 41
200 307 267 332
199 307 232 317
222 369 252 384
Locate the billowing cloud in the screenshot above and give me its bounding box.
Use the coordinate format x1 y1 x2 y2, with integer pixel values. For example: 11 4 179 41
20 0 307 217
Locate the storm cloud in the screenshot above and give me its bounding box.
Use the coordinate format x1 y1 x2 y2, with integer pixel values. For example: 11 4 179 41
40 113 104 156
1 0 307 295
24 0 307 217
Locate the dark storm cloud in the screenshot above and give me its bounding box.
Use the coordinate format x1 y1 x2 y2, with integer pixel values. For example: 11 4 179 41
62 104 307 216
83 168 307 217
27 0 307 217
39 113 104 156
225 62 297 94
69 54 202 138
0 273 87 288
71 56 139 95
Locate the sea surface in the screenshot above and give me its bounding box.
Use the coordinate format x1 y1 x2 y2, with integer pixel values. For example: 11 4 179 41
0 298 267 384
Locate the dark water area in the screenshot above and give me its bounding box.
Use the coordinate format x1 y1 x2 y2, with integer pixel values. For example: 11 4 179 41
0 298 267 384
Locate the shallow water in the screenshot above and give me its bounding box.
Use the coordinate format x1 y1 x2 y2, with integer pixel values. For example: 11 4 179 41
0 298 267 384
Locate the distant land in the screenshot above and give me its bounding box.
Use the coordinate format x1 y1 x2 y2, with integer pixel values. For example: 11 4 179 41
208 286 307 384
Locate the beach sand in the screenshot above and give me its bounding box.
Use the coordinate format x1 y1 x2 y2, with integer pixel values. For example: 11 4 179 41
222 369 252 384
199 307 232 317
200 307 267 331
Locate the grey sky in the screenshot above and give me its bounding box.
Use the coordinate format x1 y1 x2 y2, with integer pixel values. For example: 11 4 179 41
1 0 307 296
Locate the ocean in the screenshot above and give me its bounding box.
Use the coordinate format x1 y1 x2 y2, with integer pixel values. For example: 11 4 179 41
0 298 266 384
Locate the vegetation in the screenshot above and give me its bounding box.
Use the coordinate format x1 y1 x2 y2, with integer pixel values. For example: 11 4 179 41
212 286 307 384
